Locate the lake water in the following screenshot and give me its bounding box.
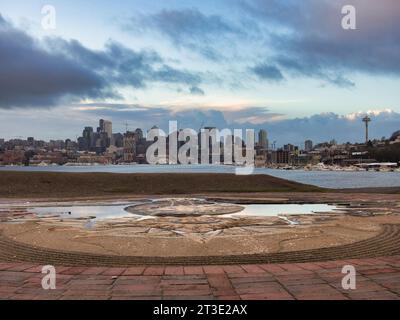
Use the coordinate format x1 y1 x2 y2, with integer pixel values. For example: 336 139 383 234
1 164 399 189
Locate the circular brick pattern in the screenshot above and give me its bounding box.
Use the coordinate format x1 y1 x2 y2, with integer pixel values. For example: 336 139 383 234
125 198 244 217
1 224 400 266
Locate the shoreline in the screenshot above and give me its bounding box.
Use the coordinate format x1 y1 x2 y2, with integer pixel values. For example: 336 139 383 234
0 171 399 200
0 171 323 199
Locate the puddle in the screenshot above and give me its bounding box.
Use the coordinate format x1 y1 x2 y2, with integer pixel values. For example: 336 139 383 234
23 201 341 224
231 204 340 217
227 203 341 225
27 203 144 222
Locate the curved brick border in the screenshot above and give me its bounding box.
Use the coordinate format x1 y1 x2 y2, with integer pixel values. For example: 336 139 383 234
1 224 400 266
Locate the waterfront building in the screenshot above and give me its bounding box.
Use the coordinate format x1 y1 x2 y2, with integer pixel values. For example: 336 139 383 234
272 150 290 164
0 150 26 165
305 140 313 152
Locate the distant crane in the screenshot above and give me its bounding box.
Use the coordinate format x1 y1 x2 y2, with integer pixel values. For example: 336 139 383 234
123 121 129 133
198 121 205 134
362 116 371 144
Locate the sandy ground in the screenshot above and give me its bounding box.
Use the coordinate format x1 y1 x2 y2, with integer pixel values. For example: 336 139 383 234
1 215 400 257
0 192 399 257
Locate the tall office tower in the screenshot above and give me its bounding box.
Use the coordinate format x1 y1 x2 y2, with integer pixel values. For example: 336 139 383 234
81 126 94 150
305 140 313 152
258 129 268 149
98 119 113 139
97 119 112 148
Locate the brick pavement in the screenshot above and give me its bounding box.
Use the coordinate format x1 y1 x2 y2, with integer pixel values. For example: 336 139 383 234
1 256 400 300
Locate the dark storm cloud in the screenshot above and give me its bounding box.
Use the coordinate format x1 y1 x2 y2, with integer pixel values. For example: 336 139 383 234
244 0 400 87
48 38 202 88
251 63 285 82
126 1 400 87
127 8 242 60
0 15 203 109
0 15 113 109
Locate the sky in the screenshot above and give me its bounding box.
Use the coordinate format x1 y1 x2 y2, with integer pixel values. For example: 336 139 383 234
0 0 399 145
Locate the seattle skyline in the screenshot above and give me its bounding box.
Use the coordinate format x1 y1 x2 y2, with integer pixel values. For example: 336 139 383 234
0 0 399 143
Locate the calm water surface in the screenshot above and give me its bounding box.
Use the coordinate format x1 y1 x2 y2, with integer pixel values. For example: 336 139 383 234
28 203 339 221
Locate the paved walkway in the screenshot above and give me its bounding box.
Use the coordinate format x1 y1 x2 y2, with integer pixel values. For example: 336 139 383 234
1 256 400 300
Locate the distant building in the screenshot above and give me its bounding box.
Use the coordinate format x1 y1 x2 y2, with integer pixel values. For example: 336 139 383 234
135 128 144 140
98 119 112 139
112 133 124 148
79 126 94 151
65 139 77 151
77 120 113 153
97 119 112 151
123 131 137 162
272 150 289 164
27 137 35 147
305 140 313 152
284 144 295 152
49 140 65 150
258 129 268 150
0 150 25 165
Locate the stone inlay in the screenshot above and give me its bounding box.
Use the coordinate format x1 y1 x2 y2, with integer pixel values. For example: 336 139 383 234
126 198 244 217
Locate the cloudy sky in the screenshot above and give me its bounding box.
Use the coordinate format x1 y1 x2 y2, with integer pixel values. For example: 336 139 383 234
0 0 399 145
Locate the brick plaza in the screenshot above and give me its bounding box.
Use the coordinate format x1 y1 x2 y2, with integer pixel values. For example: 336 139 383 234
1 256 400 300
